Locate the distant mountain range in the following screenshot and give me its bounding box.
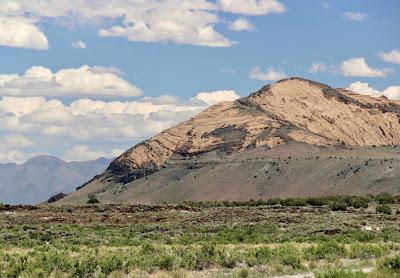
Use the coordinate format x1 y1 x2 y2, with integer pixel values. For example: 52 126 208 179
58 78 400 204
0 156 112 204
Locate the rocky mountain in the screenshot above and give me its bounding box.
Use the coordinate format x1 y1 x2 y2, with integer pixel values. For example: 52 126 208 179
58 78 400 204
0 156 112 204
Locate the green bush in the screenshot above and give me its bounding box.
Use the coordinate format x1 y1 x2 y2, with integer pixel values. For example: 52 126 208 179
349 244 385 259
376 204 392 215
158 254 175 271
87 195 100 204
316 269 367 278
280 198 308 207
380 255 400 271
329 201 348 211
276 245 303 269
376 193 397 204
351 197 369 209
238 268 249 277
305 242 347 261
306 197 328 206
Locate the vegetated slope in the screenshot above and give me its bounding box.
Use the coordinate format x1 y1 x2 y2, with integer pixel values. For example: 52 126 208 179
0 156 112 204
59 78 400 204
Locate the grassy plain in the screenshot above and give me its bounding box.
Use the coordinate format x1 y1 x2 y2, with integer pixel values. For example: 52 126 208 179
0 196 400 277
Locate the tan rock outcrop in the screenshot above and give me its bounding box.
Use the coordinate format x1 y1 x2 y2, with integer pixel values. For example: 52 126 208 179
87 77 400 185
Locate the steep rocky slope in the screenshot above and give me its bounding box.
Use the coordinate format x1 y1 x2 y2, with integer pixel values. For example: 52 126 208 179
59 78 400 204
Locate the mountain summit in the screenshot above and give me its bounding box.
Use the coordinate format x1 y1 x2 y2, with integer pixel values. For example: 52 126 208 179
59 78 400 204
0 156 112 204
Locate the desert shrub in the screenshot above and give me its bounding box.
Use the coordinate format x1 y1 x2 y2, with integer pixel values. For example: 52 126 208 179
217 247 240 268
351 197 369 209
72 256 99 277
252 247 274 265
265 198 280 205
376 204 392 215
305 197 328 206
98 253 125 275
183 243 216 270
281 254 302 269
87 195 100 204
157 254 175 271
329 201 348 211
316 269 367 278
275 245 303 269
376 193 397 204
380 255 400 272
280 198 308 207
349 244 386 259
238 268 249 277
305 242 347 261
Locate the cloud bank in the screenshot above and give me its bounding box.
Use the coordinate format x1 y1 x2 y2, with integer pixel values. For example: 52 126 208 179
0 88 239 163
249 67 288 81
340 57 389 78
347 81 400 100
0 0 286 49
0 65 142 97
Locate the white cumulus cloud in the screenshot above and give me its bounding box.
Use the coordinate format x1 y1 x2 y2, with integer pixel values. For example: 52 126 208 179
347 81 400 100
0 65 142 97
340 57 389 78
0 88 239 163
344 12 367 21
0 16 48 50
98 3 233 48
309 62 327 74
249 66 288 81
347 81 382 97
64 145 123 162
192 90 240 105
379 49 400 65
0 134 32 150
0 134 34 164
0 149 38 164
0 0 286 49
71 40 86 49
228 18 254 31
218 0 286 15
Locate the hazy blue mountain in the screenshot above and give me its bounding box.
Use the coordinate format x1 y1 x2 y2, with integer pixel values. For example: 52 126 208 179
0 155 112 205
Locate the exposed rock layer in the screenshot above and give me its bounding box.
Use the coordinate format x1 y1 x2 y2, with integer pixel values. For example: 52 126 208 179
60 78 400 204
107 78 400 182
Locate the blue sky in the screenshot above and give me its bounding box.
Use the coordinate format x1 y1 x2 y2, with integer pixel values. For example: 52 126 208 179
0 0 399 163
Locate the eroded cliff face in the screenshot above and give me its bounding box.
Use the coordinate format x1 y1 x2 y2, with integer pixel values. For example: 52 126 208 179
93 78 400 184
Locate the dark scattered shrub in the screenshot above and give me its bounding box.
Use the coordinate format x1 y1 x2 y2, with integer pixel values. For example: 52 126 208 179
376 204 392 215
316 269 367 278
47 192 66 203
376 193 397 204
351 198 369 209
265 198 280 206
329 201 348 211
349 244 385 259
158 254 174 271
305 242 347 261
238 268 249 277
380 255 400 271
87 194 100 204
280 198 308 207
306 197 327 206
180 194 399 209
